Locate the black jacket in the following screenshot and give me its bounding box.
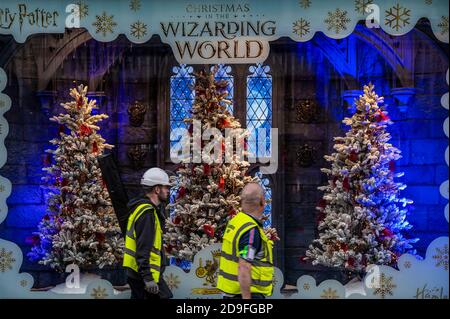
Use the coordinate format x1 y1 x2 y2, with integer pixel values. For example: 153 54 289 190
126 197 167 282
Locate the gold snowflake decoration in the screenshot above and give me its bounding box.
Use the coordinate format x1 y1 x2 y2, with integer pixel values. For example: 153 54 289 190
324 8 351 34
299 0 311 9
321 287 339 299
303 283 310 290
373 273 397 299
130 0 141 12
433 244 448 270
90 286 108 299
355 0 373 14
165 273 181 290
293 18 310 37
404 261 412 269
130 21 147 39
0 247 15 273
438 16 449 36
75 1 88 19
92 12 117 37
385 3 411 31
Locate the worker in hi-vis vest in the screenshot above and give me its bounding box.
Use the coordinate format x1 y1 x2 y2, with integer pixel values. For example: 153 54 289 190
217 182 274 299
123 167 173 299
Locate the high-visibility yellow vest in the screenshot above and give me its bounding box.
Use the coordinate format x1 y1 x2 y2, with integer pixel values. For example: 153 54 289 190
123 203 162 283
216 212 274 296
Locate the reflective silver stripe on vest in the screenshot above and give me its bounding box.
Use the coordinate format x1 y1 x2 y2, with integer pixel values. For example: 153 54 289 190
123 247 136 257
149 264 161 272
221 251 239 262
151 247 161 255
218 270 272 287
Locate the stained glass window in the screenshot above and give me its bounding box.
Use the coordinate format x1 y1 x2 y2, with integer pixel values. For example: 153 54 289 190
246 64 272 158
170 64 194 148
212 64 234 114
255 171 272 228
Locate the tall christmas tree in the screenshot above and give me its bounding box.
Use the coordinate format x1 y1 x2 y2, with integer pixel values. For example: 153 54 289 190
306 83 418 274
28 85 123 271
164 67 278 261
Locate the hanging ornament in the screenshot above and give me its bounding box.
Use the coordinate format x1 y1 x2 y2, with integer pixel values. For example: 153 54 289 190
203 163 210 175
218 176 225 192
389 160 395 172
343 177 351 191
203 224 215 238
177 187 186 199
58 125 65 135
25 235 41 246
228 208 237 217
349 151 358 162
79 124 92 137
374 109 389 122
95 232 105 243
43 154 52 166
346 256 355 267
382 228 394 238
92 141 99 153
340 243 349 252
173 216 181 225
60 178 69 187
77 96 83 107
219 118 231 129
318 199 327 209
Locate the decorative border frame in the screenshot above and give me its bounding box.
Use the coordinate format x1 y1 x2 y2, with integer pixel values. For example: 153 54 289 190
0 0 448 299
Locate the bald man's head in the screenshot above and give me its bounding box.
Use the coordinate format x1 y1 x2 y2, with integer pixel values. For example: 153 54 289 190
241 182 265 216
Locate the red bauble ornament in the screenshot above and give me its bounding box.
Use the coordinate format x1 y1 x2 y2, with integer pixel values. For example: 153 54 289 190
79 124 92 137
203 224 215 238
60 178 69 187
343 177 351 191
347 257 355 267
349 151 358 162
43 214 50 221
203 163 210 175
228 208 237 217
25 235 41 246
58 125 65 135
219 118 231 129
332 176 338 187
92 141 99 153
374 109 390 122
218 177 225 192
173 216 181 225
382 228 394 238
95 232 105 243
299 256 308 264
221 141 225 154
177 187 186 199
389 160 395 172
43 154 52 166
318 199 327 209
340 243 349 252
77 96 83 107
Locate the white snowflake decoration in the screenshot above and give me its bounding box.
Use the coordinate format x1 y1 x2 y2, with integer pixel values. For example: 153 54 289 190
293 18 310 37
130 21 147 39
324 8 351 34
92 11 117 37
385 3 411 31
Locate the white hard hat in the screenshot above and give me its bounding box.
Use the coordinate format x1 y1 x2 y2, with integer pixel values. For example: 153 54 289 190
141 167 172 187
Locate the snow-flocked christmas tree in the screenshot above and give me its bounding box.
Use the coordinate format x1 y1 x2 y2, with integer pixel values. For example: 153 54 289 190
306 83 418 274
28 85 123 271
164 67 278 261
